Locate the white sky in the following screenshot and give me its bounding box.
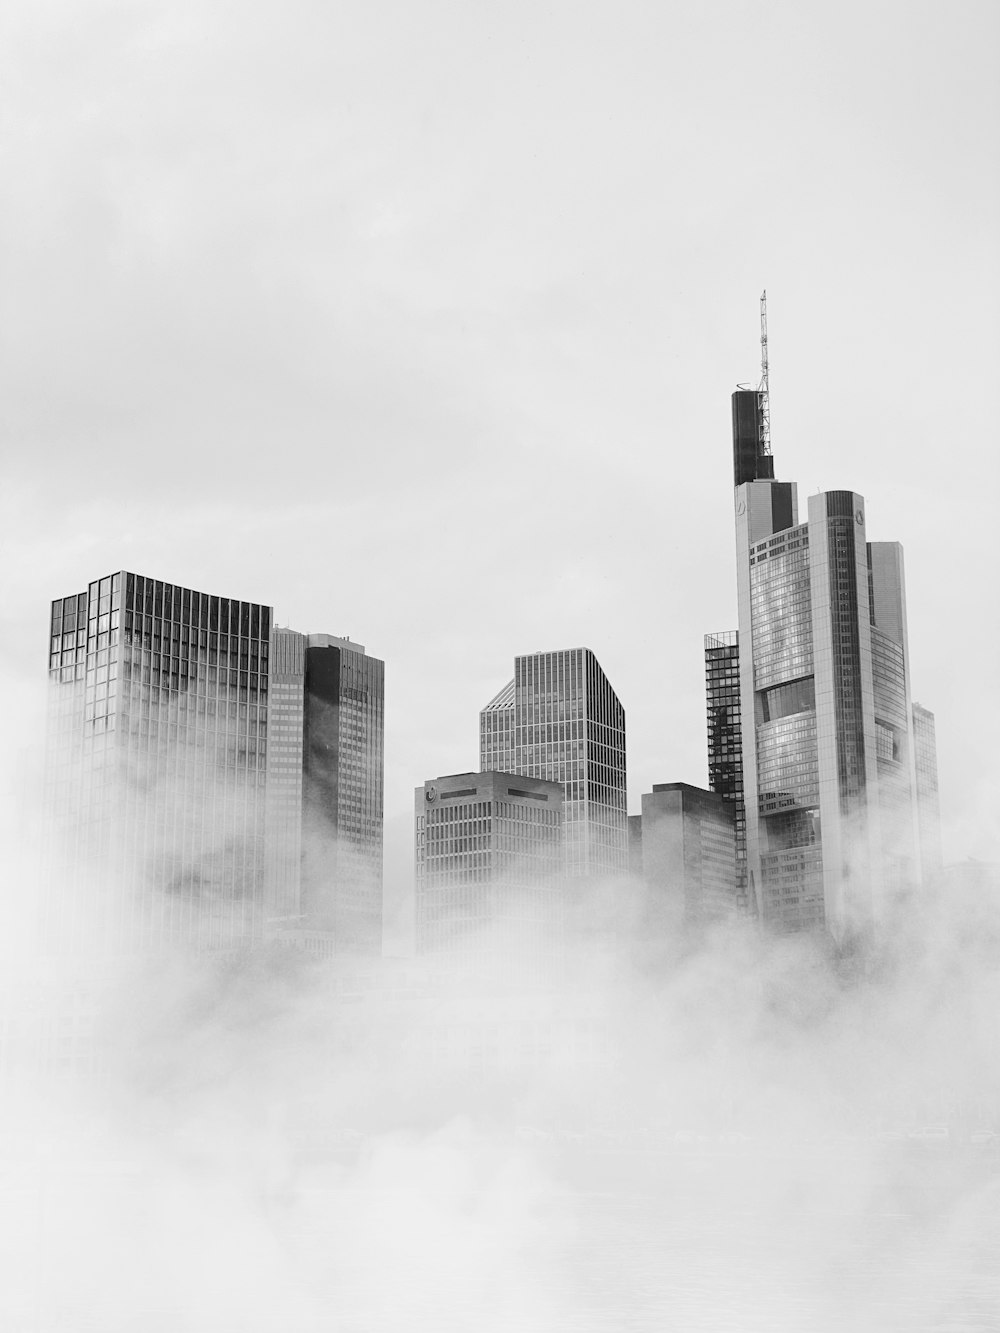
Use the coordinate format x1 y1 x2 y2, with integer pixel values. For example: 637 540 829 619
2 0 998 942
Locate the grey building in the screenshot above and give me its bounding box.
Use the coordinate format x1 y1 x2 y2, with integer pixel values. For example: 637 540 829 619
479 648 627 880
912 702 942 882
627 813 643 880
636 784 737 934
43 571 383 956
414 771 564 967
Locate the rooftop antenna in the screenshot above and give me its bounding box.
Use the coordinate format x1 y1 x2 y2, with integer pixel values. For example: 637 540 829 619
758 290 771 457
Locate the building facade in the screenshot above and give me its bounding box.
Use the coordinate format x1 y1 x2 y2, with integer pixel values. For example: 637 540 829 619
270 631 385 955
729 371 936 941
636 782 737 933
479 648 627 880
414 771 564 967
704 630 747 911
43 571 383 956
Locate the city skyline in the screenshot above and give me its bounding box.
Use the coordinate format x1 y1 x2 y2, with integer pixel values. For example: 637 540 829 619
19 418 981 959
7 314 993 954
3 3 997 961
2 6 998 1327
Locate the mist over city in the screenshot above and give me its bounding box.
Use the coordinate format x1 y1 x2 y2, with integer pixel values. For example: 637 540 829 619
2 0 999 1329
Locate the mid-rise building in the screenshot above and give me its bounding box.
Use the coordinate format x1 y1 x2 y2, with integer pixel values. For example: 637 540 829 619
43 571 383 956
414 771 564 967
479 648 627 879
635 783 737 934
728 317 934 942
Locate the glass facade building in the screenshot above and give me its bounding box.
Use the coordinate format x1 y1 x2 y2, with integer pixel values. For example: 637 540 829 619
479 648 627 880
44 572 272 954
300 635 384 953
730 386 937 940
704 631 747 910
43 571 383 957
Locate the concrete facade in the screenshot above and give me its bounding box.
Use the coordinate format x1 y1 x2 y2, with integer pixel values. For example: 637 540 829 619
414 771 564 968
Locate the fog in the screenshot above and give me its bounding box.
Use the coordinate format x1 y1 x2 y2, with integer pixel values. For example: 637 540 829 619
3 823 999 1331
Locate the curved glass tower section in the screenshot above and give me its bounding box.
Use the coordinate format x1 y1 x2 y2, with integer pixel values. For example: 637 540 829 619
729 370 937 942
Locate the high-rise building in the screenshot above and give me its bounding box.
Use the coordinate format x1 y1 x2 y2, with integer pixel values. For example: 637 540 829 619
480 648 627 879
704 630 747 911
635 783 737 933
43 571 383 956
270 631 385 955
728 322 931 941
414 771 564 966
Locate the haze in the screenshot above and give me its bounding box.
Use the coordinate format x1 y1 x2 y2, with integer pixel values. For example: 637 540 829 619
1 2 999 1327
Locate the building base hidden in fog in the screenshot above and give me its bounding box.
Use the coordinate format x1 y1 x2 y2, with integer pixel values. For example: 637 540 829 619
716 307 941 942
414 771 564 972
43 571 383 958
631 783 738 937
704 631 747 911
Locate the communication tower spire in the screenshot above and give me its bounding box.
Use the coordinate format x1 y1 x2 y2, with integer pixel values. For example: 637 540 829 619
758 289 771 457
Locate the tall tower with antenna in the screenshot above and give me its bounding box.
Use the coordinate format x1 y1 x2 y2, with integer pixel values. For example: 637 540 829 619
731 291 775 487
722 294 933 942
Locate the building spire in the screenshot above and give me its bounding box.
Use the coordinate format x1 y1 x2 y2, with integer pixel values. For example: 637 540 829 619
758 290 771 458
731 291 775 486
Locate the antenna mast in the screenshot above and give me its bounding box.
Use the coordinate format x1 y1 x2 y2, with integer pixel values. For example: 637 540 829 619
758 289 771 456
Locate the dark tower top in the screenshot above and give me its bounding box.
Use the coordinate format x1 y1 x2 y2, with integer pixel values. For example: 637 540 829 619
732 389 774 487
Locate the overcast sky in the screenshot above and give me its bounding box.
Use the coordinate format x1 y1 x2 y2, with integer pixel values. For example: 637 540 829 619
2 0 998 940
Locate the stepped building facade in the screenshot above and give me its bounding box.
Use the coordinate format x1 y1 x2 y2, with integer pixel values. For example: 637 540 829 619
480 648 627 880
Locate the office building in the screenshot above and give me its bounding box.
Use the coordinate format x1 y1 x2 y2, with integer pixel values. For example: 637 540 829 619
43 570 383 956
636 783 737 933
414 771 563 966
729 321 932 941
704 630 747 910
479 648 627 879
270 630 385 955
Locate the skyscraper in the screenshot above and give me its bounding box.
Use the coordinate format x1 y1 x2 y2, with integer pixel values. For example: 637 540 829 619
414 771 563 967
728 320 935 942
271 631 385 954
480 648 627 879
43 571 383 956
